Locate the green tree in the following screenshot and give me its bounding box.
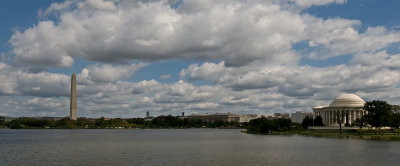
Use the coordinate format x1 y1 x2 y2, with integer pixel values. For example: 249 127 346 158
163 116 183 127
390 106 400 128
189 119 203 128
95 117 108 128
313 115 323 126
363 100 392 134
127 118 145 125
109 118 124 127
150 117 165 128
273 118 292 131
76 118 95 128
354 117 367 129
0 119 5 128
213 120 225 127
301 116 313 127
247 118 296 134
9 119 24 129
248 117 274 134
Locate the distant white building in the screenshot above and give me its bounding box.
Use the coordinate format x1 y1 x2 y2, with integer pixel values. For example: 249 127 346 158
238 114 263 123
185 113 261 123
290 111 312 124
274 113 291 119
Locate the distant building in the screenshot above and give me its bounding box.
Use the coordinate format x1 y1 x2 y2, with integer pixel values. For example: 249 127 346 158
40 117 62 121
290 111 312 124
144 111 154 121
274 113 290 119
238 114 262 123
1 116 17 122
186 113 261 123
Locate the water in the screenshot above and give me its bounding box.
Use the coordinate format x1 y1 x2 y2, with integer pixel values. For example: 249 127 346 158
1 129 399 166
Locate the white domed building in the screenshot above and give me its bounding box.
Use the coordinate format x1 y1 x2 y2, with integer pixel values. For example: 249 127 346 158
313 94 366 126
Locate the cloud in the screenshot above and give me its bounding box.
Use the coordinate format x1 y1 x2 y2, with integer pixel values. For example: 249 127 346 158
160 74 171 79
8 0 338 67
0 62 70 97
351 51 400 70
292 0 347 7
189 102 219 110
0 62 146 98
10 0 399 68
77 0 117 11
180 62 227 81
306 25 400 59
1 59 399 117
131 79 163 94
78 63 147 83
179 57 400 99
40 0 76 16
11 0 397 68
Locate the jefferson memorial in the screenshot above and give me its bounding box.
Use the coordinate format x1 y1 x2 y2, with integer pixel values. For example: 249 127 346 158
313 94 366 126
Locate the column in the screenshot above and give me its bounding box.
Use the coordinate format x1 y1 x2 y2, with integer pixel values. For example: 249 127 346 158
328 110 331 125
333 110 336 125
326 111 329 125
335 110 338 124
354 110 360 120
325 111 327 125
350 110 353 125
347 110 350 125
325 111 328 125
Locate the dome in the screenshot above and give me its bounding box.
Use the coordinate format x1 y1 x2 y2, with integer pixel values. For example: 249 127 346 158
329 94 365 107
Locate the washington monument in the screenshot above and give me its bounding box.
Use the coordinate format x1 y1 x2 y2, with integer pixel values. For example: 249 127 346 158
70 72 77 120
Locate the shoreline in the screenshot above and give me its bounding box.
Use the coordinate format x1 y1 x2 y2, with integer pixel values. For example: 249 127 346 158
245 129 400 141
3 126 400 141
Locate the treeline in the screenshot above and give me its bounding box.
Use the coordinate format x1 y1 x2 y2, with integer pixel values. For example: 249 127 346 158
354 101 400 132
246 118 303 134
4 117 98 129
1 115 240 129
301 115 323 127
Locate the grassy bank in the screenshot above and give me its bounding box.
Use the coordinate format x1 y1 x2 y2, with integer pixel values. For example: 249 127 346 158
245 129 400 141
300 130 400 141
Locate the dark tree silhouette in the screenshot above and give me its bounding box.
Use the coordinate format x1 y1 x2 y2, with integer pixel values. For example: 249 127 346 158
313 115 323 126
301 116 313 127
363 100 392 134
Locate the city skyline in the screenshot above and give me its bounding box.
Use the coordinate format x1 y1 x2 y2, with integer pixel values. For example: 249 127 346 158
0 0 400 118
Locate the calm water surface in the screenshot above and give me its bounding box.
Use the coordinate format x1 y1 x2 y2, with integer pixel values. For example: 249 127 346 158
1 129 399 166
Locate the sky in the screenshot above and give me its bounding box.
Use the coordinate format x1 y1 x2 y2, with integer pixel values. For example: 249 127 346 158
0 0 400 118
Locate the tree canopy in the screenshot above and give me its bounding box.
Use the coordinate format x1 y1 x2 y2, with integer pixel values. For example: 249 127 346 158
247 117 301 134
363 100 392 130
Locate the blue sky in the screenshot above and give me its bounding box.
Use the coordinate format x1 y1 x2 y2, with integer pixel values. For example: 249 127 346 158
0 0 399 118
